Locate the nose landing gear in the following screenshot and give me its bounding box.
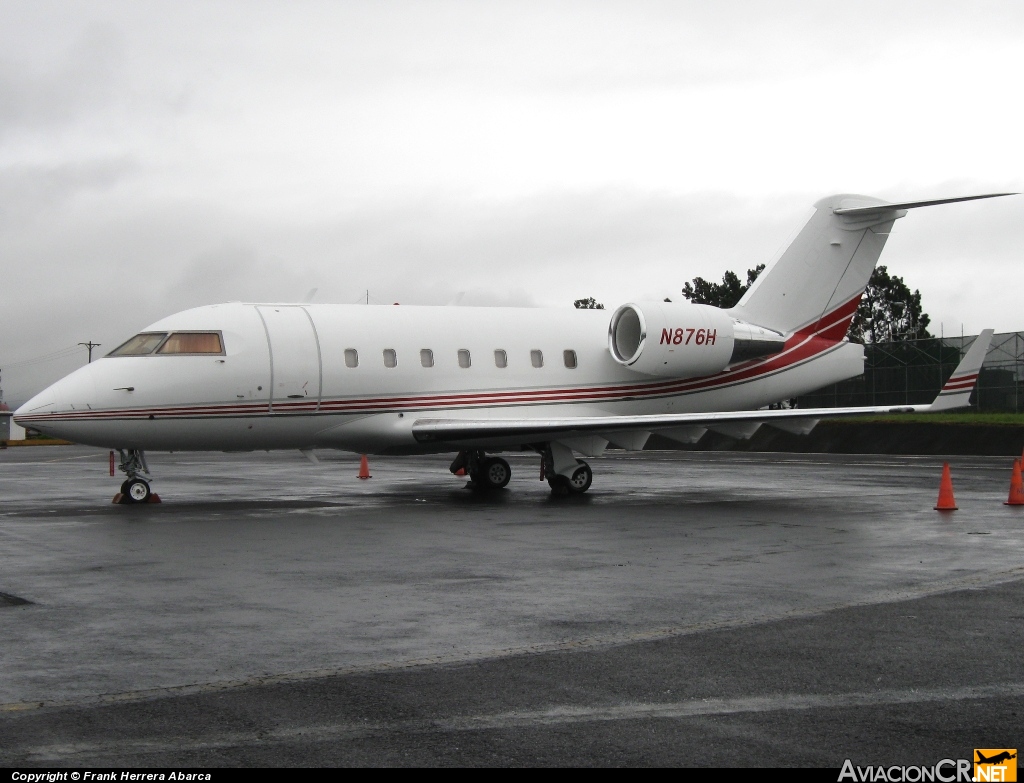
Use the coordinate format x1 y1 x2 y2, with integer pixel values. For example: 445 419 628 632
114 449 161 504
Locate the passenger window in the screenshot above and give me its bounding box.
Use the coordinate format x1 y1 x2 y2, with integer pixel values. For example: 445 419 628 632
156 332 224 354
109 333 168 356
494 349 507 368
458 349 471 368
345 349 358 368
563 350 578 369
383 349 397 368
420 349 434 368
531 350 544 368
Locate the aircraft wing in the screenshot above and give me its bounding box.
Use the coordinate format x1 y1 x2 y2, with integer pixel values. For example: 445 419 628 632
412 330 993 446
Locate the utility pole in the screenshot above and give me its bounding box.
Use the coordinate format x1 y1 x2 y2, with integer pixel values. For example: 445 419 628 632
79 341 101 363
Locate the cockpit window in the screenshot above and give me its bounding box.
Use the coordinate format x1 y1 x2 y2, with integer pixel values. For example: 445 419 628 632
108 333 168 356
157 332 224 355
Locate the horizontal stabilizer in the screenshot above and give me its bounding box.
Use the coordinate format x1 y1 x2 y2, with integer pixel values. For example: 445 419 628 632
833 193 1016 216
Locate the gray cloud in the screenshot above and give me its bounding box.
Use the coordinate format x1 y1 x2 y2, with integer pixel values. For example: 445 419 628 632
0 157 138 228
0 22 127 134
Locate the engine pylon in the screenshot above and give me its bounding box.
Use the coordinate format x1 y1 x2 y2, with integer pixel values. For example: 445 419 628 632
1005 459 1024 506
934 463 958 511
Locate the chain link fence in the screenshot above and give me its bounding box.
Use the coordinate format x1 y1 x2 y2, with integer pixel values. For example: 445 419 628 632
796 331 1024 413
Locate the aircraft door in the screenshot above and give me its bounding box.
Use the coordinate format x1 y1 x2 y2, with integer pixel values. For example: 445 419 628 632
256 306 322 410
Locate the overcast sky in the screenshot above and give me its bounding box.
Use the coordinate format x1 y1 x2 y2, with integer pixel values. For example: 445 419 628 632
2 0 1022 406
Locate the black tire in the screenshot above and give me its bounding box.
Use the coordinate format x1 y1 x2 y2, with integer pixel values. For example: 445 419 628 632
120 479 132 494
547 475 570 494
124 478 151 504
480 457 512 489
566 461 593 494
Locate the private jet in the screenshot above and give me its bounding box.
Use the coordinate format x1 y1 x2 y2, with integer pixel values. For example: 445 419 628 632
14 193 1009 501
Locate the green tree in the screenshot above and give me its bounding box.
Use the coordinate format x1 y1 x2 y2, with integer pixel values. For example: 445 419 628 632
680 264 765 309
573 297 604 309
848 265 931 344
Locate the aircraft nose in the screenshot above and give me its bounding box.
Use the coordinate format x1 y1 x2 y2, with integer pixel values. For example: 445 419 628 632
13 378 69 435
14 383 63 422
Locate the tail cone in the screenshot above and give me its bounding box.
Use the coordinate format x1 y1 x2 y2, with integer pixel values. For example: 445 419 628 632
935 463 958 511
358 455 372 480
1005 459 1024 506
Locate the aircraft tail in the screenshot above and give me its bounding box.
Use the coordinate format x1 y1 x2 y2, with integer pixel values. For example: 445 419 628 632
728 193 1015 339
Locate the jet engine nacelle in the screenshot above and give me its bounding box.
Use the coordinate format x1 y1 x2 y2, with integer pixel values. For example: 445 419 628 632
608 301 785 378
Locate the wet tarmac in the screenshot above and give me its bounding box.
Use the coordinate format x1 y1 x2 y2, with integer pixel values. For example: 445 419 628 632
1 446 1022 766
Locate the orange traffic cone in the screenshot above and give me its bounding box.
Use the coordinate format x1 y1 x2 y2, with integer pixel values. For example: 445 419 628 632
934 462 958 511
357 455 372 480
1005 459 1024 506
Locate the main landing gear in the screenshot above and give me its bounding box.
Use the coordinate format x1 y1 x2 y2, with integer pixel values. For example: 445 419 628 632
540 443 593 495
115 449 159 504
450 444 595 495
450 450 512 490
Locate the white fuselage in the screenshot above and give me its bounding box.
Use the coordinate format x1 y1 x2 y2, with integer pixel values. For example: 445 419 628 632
15 302 863 454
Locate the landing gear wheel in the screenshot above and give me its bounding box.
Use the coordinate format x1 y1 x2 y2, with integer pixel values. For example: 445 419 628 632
124 478 152 504
546 461 593 495
547 475 569 494
567 461 592 494
480 457 512 489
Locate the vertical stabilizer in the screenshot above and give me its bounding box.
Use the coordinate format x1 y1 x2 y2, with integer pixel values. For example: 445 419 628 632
729 192 1015 339
728 194 902 338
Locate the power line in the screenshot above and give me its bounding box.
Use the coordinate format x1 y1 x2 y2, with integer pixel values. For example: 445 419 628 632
1 345 82 370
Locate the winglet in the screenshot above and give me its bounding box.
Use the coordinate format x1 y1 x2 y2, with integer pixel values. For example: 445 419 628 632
929 329 994 411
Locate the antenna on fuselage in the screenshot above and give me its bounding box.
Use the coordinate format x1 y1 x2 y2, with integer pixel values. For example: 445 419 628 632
351 290 387 305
